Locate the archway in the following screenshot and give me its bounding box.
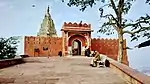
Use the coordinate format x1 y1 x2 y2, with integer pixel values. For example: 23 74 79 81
68 34 87 56
72 39 81 55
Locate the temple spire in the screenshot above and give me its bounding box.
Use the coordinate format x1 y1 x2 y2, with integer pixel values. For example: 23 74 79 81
37 5 57 37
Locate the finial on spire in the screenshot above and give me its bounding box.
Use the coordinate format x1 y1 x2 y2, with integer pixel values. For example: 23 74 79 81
45 5 51 17
47 5 50 14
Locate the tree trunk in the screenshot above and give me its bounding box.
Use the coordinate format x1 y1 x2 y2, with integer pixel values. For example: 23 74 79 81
117 29 124 63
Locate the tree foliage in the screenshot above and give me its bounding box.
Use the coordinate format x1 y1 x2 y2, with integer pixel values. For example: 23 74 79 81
62 0 150 41
62 0 150 62
146 0 150 4
0 36 19 59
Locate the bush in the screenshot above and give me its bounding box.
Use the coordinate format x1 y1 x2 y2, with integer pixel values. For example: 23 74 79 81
0 36 19 59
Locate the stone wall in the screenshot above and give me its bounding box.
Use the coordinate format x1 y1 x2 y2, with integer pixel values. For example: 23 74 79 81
0 58 24 69
24 36 62 57
109 58 150 84
91 38 128 65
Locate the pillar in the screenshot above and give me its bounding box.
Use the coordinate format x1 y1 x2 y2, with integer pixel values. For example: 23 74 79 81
65 32 68 56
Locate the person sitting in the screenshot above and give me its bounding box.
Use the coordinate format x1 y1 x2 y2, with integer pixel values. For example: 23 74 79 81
98 54 107 67
90 52 110 67
90 51 101 67
98 54 110 67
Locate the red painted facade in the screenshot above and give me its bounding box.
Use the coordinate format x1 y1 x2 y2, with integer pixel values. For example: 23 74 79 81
24 36 62 57
91 38 128 65
24 22 128 65
61 22 93 56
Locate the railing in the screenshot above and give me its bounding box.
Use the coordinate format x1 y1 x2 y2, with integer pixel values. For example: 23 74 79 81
108 58 150 84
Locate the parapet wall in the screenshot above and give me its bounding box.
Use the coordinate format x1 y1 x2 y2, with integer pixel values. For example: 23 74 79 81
24 36 62 57
0 58 24 69
91 38 128 65
109 58 150 84
63 22 91 28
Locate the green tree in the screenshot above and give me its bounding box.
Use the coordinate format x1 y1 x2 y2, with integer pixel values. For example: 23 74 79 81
62 0 150 63
0 36 19 59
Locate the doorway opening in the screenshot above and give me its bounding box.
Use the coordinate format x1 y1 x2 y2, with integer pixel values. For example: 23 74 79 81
72 39 81 55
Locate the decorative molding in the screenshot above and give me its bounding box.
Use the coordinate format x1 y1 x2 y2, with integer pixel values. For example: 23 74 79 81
92 38 119 41
63 22 91 28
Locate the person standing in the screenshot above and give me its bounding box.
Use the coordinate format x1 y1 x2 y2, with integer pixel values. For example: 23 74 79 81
84 46 87 56
87 48 91 57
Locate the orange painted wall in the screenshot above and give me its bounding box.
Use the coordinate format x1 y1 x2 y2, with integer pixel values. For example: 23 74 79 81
24 36 62 57
91 38 128 65
24 36 128 65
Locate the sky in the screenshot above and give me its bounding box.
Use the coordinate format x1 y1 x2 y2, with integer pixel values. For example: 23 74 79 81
0 0 150 70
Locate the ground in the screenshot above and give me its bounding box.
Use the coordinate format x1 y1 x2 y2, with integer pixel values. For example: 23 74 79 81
0 56 127 84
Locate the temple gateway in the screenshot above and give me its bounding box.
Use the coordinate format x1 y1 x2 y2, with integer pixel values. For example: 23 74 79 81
24 6 129 65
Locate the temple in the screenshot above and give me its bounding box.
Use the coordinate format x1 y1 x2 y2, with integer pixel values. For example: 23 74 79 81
61 21 93 56
24 7 129 65
37 6 57 37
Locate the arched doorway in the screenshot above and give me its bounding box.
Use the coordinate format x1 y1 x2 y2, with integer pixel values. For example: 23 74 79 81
72 39 81 55
68 34 87 56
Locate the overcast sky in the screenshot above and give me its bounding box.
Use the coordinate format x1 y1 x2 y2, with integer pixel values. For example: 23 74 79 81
0 0 150 69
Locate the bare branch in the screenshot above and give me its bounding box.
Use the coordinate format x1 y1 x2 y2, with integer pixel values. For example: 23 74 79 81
123 30 134 35
100 4 110 8
101 14 120 29
124 20 150 28
107 17 119 32
123 26 150 36
118 0 124 13
110 0 118 15
117 0 124 27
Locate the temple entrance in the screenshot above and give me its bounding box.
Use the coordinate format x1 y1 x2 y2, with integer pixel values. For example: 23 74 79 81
68 34 87 56
72 40 81 55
